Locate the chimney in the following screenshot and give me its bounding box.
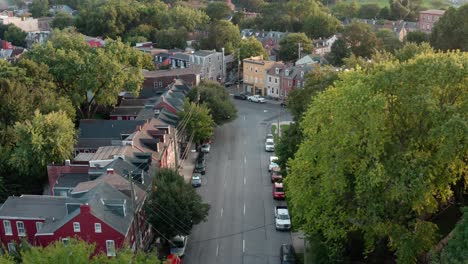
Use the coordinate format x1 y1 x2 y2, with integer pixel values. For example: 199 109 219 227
107 168 114 174
65 159 71 166
80 204 91 214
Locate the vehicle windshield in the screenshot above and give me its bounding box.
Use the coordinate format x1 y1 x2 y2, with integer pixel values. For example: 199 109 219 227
266 142 274 146
278 214 290 220
172 241 184 248
275 187 284 192
196 163 204 168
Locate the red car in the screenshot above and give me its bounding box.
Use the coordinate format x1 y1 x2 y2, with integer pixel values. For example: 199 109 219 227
272 182 285 200
271 167 283 183
166 254 182 264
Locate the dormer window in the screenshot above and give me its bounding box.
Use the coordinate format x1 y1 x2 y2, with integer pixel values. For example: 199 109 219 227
285 69 289 76
275 68 279 74
301 71 304 78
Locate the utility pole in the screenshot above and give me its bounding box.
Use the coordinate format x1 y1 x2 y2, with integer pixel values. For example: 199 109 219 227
237 48 241 94
298 42 302 60
172 127 178 169
129 172 142 250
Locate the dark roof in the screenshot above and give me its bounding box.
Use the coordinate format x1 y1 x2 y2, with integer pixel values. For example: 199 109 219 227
78 119 146 139
88 157 143 177
54 173 90 189
110 107 144 116
158 108 180 126
119 98 148 107
75 138 113 149
193 50 216 57
143 68 198 78
0 195 67 220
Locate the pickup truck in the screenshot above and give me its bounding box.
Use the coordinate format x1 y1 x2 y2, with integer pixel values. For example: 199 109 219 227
274 206 291 231
247 95 265 103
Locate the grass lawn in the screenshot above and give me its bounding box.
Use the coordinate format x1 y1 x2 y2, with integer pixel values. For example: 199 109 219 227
339 0 452 9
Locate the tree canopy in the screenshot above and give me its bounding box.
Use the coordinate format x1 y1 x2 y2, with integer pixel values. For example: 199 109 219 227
179 101 215 144
376 29 403 53
327 38 351 66
437 207 468 263
430 4 468 51
26 29 154 119
286 51 468 263
279 33 313 62
200 20 241 54
3 24 26 46
342 22 380 58
51 11 74 29
302 13 342 39
188 81 237 125
145 169 210 240
205 2 232 21
237 37 268 62
30 0 49 18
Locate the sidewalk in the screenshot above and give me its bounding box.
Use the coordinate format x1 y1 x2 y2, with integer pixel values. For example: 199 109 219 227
178 143 198 183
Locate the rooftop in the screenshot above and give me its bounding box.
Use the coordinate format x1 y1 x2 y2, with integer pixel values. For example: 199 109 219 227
0 195 68 220
78 119 146 139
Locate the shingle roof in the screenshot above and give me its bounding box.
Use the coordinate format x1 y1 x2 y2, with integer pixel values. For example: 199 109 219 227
75 138 113 149
78 119 146 139
143 68 198 78
119 98 148 107
0 195 68 220
90 146 142 161
193 50 216 57
54 173 90 189
110 107 144 116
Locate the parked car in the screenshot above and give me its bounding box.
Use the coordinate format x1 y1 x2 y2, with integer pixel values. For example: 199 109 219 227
166 254 182 264
194 158 206 175
266 133 273 140
248 95 265 103
191 173 202 187
201 143 211 153
234 93 248 100
274 206 291 231
269 156 279 172
272 182 285 199
280 244 296 264
170 236 188 257
280 101 287 108
271 167 283 183
265 138 275 152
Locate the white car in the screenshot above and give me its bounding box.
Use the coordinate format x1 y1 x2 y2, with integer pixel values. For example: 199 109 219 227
265 138 275 152
269 156 279 172
247 95 265 103
201 143 211 153
275 206 291 231
170 235 188 257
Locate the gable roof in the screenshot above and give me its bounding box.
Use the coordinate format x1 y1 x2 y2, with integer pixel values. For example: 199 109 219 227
54 173 90 189
0 195 68 220
78 119 146 139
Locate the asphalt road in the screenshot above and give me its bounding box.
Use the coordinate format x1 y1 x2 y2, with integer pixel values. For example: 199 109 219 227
184 98 293 264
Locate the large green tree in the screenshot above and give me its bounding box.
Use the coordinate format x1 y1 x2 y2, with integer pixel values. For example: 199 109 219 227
26 29 153 118
145 169 210 240
200 20 241 54
302 13 342 39
357 4 380 19
153 27 187 49
237 37 268 62
167 5 209 32
430 5 468 51
286 51 467 262
437 207 468 263
10 110 76 179
29 0 49 18
342 22 380 58
3 24 26 47
327 38 351 66
179 101 215 144
188 81 237 125
405 31 428 44
376 28 403 53
51 11 74 29
279 33 313 62
205 2 232 21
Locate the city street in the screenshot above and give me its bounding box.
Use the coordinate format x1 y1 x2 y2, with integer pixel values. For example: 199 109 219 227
184 98 293 264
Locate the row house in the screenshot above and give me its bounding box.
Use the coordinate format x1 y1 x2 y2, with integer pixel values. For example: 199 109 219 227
419 9 445 33
140 68 200 98
265 63 315 100
243 55 275 96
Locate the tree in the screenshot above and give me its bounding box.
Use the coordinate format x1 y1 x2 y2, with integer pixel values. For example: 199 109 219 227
145 169 210 240
430 5 468 51
378 6 391 19
405 31 428 44
286 51 467 262
394 42 433 62
205 2 231 21
332 0 359 21
178 101 215 144
51 11 74 29
3 24 26 46
326 38 351 66
342 22 380 58
237 37 268 62
10 110 76 179
438 207 468 263
26 29 154 118
279 33 313 62
188 81 237 125
357 4 380 19
29 0 49 18
376 29 403 53
302 13 342 39
167 5 209 32
153 27 187 49
200 20 241 54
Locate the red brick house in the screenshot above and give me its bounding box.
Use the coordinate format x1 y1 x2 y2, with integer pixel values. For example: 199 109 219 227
0 182 151 255
419 9 445 33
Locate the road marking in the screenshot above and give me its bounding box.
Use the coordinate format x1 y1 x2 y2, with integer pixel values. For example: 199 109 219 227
216 244 219 256
243 177 246 185
243 115 246 120
243 204 246 215
221 208 223 217
244 156 247 164
243 239 245 253
264 110 268 112
244 140 246 145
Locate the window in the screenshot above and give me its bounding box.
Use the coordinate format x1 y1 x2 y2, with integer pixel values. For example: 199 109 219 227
106 240 116 256
158 81 162 88
7 243 16 253
3 220 12 235
95 223 102 233
62 238 69 245
275 78 278 84
269 77 271 82
255 67 258 73
36 222 43 232
16 221 25 236
73 222 80 232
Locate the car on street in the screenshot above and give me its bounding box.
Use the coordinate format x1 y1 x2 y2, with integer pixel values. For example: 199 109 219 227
233 93 248 100
201 143 211 153
265 138 275 152
271 167 283 183
247 95 265 103
266 133 273 140
191 173 202 187
166 254 182 264
272 182 285 199
170 235 188 257
280 244 296 264
274 206 291 231
194 157 206 175
269 156 279 172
